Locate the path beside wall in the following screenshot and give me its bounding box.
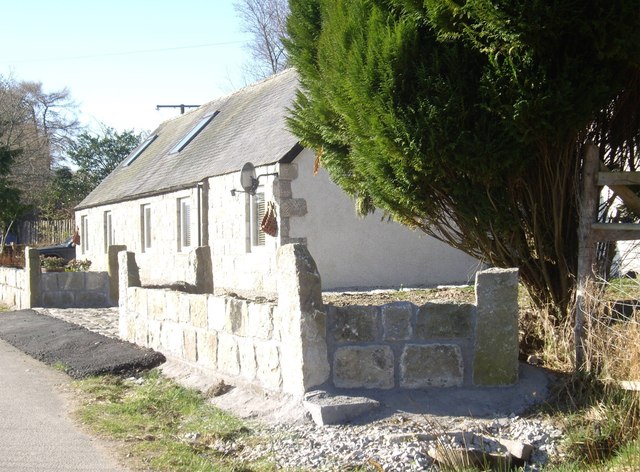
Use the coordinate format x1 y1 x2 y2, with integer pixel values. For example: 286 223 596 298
119 244 520 397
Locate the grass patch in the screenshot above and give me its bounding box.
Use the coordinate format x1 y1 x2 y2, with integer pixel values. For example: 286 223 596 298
73 370 272 471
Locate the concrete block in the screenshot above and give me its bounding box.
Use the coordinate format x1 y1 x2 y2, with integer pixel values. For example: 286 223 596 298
85 272 108 291
183 328 198 363
400 344 464 388
59 272 85 291
75 291 109 308
333 346 394 389
255 341 281 391
247 302 274 339
303 391 380 426
208 296 227 331
41 273 59 291
217 334 240 376
41 291 74 308
415 302 475 339
382 302 414 341
196 330 217 369
237 338 257 381
333 305 379 343
473 268 519 386
190 294 208 329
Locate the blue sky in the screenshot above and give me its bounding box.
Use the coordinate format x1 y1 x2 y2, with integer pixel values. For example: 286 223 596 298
0 0 251 132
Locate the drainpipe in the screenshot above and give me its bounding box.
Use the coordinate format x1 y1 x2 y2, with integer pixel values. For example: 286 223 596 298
197 181 209 247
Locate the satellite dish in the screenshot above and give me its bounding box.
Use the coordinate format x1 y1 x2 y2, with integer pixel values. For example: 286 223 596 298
240 162 257 194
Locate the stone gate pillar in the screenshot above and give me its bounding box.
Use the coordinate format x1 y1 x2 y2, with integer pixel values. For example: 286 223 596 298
276 244 330 396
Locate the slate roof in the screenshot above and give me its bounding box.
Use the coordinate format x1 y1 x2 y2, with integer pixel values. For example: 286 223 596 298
76 68 301 210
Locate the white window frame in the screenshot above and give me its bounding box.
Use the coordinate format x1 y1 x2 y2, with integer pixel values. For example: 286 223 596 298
103 211 113 253
177 197 192 252
141 204 152 252
80 215 89 255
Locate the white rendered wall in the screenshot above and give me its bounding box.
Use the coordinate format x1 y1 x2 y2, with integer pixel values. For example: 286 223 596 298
288 149 479 290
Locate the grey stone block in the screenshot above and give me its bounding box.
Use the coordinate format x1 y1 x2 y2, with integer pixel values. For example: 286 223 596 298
400 344 464 388
217 334 240 376
333 346 394 389
183 328 198 363
415 302 475 339
255 341 281 391
473 268 519 386
303 391 380 426
280 198 308 217
196 330 217 369
382 302 414 341
190 294 208 329
227 298 248 335
333 306 379 343
278 163 298 180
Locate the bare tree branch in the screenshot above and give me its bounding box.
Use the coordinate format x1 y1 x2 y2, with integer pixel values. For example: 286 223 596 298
235 0 290 79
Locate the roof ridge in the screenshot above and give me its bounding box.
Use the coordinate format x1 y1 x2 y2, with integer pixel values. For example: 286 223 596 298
157 68 297 128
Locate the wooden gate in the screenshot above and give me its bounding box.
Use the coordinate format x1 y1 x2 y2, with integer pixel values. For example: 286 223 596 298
576 143 640 368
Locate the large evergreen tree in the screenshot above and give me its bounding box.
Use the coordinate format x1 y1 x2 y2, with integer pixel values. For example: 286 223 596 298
286 0 640 319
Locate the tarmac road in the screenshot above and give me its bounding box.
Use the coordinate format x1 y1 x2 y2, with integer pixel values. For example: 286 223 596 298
0 338 128 471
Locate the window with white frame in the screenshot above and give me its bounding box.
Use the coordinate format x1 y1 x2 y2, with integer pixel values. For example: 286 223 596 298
103 211 113 253
177 198 191 251
141 204 152 252
80 215 89 254
251 191 266 247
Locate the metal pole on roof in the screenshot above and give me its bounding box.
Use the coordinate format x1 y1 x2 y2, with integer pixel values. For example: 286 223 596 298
155 104 200 114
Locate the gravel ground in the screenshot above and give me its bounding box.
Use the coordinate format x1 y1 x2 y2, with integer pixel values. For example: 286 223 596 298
210 412 565 471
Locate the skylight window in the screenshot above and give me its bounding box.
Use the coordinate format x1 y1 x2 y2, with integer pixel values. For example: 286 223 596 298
123 134 157 167
169 111 219 154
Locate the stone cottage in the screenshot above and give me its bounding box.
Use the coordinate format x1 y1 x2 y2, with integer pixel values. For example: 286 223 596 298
75 69 478 295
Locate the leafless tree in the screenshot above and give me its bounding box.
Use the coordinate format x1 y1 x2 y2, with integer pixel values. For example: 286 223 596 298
0 75 80 206
235 0 290 79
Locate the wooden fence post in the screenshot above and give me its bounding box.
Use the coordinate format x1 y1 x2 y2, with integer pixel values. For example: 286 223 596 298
575 143 600 371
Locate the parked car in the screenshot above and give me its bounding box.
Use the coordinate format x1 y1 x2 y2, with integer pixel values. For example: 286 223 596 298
38 237 76 263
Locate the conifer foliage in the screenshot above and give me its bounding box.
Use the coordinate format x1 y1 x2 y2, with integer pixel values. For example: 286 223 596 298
286 0 640 319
